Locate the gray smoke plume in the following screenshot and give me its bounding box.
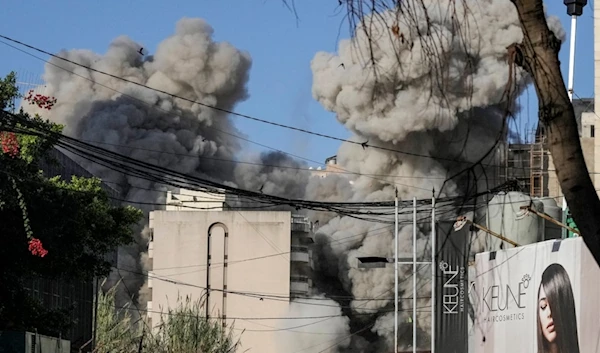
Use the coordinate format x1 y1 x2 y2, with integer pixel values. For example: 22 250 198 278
275 296 351 353
22 18 307 312
233 151 310 200
307 0 565 351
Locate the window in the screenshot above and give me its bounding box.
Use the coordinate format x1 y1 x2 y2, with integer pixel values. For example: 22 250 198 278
591 125 595 138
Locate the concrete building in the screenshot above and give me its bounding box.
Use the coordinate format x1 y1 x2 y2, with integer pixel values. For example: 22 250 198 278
547 97 596 200
310 155 345 178
147 190 314 353
501 97 595 200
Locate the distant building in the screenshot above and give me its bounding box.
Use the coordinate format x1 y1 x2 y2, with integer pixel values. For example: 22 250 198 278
548 97 596 200
309 155 345 178
147 190 314 353
502 97 595 200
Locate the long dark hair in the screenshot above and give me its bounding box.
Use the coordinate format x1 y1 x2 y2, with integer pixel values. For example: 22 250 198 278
536 263 580 353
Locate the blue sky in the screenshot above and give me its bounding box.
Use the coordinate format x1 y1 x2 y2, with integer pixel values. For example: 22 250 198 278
0 0 594 165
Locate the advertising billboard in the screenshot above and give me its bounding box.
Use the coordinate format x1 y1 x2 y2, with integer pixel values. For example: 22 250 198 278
435 221 470 353
471 237 600 352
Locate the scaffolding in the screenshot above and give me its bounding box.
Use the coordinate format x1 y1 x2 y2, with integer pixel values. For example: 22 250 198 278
500 129 549 197
529 131 548 198
500 98 593 199
502 141 532 193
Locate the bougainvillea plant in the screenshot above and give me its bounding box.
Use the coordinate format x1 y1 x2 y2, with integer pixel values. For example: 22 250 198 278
0 90 56 257
28 238 48 257
0 131 19 157
24 90 57 110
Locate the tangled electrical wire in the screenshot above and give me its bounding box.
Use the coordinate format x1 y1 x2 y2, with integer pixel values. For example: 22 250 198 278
0 110 516 221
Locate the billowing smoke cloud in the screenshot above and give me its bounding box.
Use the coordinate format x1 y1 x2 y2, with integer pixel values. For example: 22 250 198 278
233 151 310 200
36 18 250 186
275 296 351 353
23 18 307 312
306 0 565 351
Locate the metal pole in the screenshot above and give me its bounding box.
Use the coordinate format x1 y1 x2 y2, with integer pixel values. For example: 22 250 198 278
92 277 99 350
413 197 417 353
520 205 581 235
394 189 399 353
567 15 577 103
431 195 436 353
563 14 578 238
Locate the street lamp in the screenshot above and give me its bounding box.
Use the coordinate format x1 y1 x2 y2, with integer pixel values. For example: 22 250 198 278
562 0 588 237
564 0 587 16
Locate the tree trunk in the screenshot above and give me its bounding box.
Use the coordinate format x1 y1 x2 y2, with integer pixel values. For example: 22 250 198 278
511 0 600 264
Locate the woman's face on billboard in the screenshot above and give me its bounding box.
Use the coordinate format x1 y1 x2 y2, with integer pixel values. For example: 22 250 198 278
539 285 557 343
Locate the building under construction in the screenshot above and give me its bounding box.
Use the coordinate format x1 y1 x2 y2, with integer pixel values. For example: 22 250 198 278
502 97 595 199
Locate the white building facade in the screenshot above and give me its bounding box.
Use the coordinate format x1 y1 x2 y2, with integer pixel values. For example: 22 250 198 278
147 190 313 353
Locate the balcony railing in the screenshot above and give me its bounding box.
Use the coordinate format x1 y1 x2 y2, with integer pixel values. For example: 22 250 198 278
291 246 310 262
291 215 310 223
291 246 309 253
290 275 310 295
291 215 313 238
291 223 312 233
290 275 309 282
291 216 311 232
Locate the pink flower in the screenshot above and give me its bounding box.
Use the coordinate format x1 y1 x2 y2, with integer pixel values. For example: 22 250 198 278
28 238 48 257
1 132 19 158
24 93 57 110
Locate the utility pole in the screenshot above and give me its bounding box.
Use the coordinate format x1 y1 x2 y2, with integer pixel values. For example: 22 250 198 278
412 197 417 353
562 0 587 238
430 192 436 353
358 195 427 353
394 188 399 353
92 277 99 350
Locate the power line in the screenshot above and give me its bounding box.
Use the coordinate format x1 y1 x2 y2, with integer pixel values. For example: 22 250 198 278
117 266 430 311
0 152 486 230
0 38 453 194
234 208 290 261
114 269 155 339
95 297 430 336
293 322 375 353
4 109 490 221
96 300 427 321
75 139 512 182
0 33 491 166
0 112 395 208
65 138 462 180
148 224 395 272
89 292 409 336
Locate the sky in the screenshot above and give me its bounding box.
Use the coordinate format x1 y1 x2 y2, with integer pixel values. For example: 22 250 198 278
0 0 595 165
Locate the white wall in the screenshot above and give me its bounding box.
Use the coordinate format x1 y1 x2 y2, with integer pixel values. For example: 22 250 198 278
148 210 292 353
165 190 226 211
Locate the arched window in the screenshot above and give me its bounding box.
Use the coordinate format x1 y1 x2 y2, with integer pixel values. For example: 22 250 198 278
206 222 229 319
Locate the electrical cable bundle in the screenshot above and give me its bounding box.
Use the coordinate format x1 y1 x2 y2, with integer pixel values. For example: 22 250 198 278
0 109 509 221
